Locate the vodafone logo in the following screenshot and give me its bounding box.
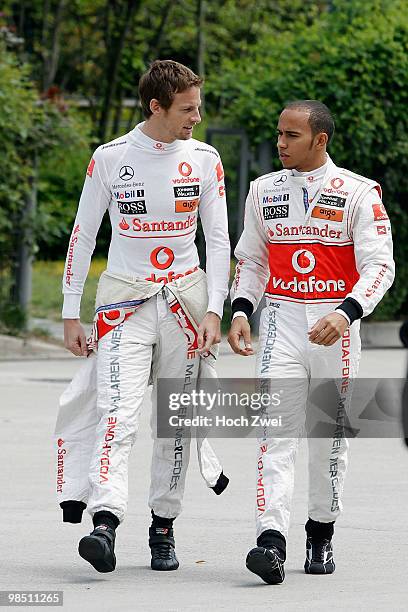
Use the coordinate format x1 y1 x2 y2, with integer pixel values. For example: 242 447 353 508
372 203 388 221
154 142 164 150
178 162 192 177
292 249 316 274
330 177 344 190
150 246 175 270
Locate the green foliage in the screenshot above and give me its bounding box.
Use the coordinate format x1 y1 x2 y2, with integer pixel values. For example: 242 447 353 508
0 39 93 330
1 1 407 324
31 259 107 323
208 0 408 320
36 110 94 259
0 42 38 272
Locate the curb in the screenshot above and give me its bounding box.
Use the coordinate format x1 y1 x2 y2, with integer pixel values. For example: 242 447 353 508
360 321 403 349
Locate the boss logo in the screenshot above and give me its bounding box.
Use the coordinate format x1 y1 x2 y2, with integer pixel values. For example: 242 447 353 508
263 205 289 220
118 201 147 215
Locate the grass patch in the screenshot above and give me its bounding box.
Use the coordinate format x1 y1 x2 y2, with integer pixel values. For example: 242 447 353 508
31 259 107 323
31 258 234 331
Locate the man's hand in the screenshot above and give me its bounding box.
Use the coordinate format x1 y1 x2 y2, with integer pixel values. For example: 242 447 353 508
308 312 349 346
197 312 221 354
228 316 254 356
64 319 88 356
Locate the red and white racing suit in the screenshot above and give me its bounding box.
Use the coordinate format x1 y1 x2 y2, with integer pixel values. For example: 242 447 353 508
61 124 230 522
231 157 394 539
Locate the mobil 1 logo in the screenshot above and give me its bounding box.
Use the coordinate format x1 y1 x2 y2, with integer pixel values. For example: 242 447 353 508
263 204 289 220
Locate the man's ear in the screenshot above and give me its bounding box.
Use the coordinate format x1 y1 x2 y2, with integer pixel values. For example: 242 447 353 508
149 98 162 116
315 132 328 149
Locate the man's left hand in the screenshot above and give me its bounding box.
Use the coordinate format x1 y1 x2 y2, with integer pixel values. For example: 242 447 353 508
197 312 221 354
308 312 349 346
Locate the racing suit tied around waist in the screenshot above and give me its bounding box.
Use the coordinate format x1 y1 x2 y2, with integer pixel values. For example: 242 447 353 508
55 268 228 521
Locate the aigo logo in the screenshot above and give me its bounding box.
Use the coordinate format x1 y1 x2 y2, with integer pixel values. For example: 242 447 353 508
150 246 175 270
178 162 192 177
291 249 316 274
330 177 344 190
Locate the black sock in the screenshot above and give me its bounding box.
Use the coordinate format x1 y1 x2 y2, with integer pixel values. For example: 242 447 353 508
305 518 334 541
151 510 175 529
257 529 286 561
93 511 119 531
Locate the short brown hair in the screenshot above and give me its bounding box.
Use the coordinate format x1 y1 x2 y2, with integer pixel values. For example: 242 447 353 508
138 60 203 118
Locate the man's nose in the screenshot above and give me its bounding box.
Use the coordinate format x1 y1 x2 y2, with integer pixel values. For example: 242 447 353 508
277 135 287 149
192 110 201 124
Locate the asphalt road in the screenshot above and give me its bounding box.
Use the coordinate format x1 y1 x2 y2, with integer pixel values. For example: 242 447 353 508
0 342 407 611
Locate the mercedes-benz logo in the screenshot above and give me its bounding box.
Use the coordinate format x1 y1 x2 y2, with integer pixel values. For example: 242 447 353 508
273 174 287 186
119 165 134 180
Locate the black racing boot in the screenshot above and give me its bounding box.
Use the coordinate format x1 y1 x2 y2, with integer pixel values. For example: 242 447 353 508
246 530 286 585
149 512 179 571
78 512 119 573
78 525 116 572
304 518 335 575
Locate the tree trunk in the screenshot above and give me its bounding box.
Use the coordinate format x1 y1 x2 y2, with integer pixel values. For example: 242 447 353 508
144 0 173 62
42 0 67 91
197 0 205 114
111 92 124 136
98 0 140 142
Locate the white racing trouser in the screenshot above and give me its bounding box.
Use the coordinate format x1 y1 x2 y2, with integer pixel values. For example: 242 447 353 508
55 269 226 523
255 299 361 539
90 290 194 521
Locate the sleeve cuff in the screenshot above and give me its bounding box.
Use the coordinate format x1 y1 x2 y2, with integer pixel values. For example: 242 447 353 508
335 297 363 324
335 309 351 326
211 471 229 495
231 297 254 319
207 293 226 320
62 294 82 319
232 311 248 321
60 500 87 524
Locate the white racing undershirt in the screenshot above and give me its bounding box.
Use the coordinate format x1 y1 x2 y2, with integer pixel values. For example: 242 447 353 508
291 157 328 207
62 124 230 319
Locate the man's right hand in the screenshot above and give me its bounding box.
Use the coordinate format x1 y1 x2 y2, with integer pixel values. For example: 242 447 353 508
64 319 88 356
228 316 254 356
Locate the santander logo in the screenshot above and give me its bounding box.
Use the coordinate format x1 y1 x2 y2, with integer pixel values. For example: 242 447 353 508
291 249 316 274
